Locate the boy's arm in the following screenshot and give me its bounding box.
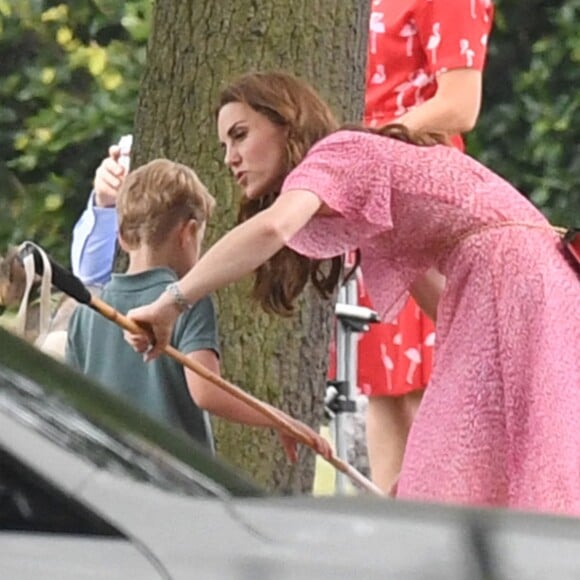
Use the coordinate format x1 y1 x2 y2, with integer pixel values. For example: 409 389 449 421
180 294 279 426
185 350 279 426
184 350 332 462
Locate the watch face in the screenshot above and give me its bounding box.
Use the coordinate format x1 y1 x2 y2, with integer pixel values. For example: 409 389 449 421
563 228 580 268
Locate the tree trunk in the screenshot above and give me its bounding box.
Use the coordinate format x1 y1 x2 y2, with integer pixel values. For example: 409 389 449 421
130 0 369 493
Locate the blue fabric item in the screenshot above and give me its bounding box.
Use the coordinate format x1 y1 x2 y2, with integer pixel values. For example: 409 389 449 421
70 191 118 285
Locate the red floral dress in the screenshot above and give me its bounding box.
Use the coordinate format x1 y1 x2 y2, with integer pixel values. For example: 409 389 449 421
330 0 494 397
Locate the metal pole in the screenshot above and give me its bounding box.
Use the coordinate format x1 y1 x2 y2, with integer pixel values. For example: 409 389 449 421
333 284 350 494
328 273 379 494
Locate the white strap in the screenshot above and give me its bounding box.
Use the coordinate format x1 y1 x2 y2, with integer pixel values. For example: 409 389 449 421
15 252 35 336
35 248 53 346
15 242 53 344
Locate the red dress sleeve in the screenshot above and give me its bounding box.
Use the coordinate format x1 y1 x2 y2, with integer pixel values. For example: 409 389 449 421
416 0 494 75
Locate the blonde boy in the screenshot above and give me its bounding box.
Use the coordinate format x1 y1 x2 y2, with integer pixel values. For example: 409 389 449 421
66 159 312 455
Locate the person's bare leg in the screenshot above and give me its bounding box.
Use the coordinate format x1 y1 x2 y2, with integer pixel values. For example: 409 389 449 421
403 389 424 425
366 390 424 494
366 395 408 493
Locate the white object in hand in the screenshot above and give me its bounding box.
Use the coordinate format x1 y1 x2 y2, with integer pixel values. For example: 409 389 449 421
117 134 133 173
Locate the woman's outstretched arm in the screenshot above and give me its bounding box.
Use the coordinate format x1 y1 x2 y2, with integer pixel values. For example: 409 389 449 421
125 189 323 358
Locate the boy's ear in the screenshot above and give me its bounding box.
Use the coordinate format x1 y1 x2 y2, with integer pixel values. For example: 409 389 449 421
181 219 200 246
117 233 130 253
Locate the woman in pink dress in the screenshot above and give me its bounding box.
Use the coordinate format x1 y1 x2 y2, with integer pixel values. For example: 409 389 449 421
361 0 495 494
125 71 580 515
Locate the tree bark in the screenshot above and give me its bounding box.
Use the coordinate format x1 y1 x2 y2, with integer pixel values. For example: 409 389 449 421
130 0 369 493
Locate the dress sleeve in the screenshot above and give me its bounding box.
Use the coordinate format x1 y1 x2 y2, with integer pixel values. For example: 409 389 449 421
281 131 395 232
177 295 221 356
417 0 494 75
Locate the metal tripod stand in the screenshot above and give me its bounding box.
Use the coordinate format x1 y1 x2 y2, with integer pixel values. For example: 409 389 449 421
325 274 379 494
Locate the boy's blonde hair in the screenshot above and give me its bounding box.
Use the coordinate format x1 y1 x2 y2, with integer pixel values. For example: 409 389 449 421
118 159 215 249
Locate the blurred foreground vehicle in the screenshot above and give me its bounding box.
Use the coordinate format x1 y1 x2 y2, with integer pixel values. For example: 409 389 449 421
0 327 579 579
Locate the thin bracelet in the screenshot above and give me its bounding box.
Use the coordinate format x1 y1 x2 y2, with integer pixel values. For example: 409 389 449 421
165 282 191 312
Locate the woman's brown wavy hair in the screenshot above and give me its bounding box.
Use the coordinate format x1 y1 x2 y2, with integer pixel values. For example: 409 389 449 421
217 71 343 316
217 71 447 316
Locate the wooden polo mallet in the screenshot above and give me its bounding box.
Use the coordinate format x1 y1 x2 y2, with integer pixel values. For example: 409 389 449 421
20 242 383 496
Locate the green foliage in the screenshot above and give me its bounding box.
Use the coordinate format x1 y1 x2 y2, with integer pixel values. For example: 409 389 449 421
0 0 150 264
469 0 580 225
0 0 577 267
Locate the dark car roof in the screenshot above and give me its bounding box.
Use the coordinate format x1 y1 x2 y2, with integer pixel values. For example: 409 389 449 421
1 328 580 579
0 326 264 498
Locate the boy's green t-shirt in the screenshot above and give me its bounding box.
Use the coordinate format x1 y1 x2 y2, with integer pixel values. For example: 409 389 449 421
66 268 219 451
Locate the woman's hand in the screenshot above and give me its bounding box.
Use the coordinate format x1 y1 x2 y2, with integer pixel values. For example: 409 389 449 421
124 292 181 361
276 414 334 463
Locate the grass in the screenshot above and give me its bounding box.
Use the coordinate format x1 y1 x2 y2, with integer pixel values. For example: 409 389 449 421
313 426 337 496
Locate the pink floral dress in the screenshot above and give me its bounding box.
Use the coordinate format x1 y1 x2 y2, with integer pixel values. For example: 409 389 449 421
283 130 580 515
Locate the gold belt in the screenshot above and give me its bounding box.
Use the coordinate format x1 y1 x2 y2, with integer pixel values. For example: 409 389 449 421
444 221 567 255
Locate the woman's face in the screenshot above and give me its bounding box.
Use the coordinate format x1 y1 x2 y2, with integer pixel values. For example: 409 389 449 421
217 102 288 200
